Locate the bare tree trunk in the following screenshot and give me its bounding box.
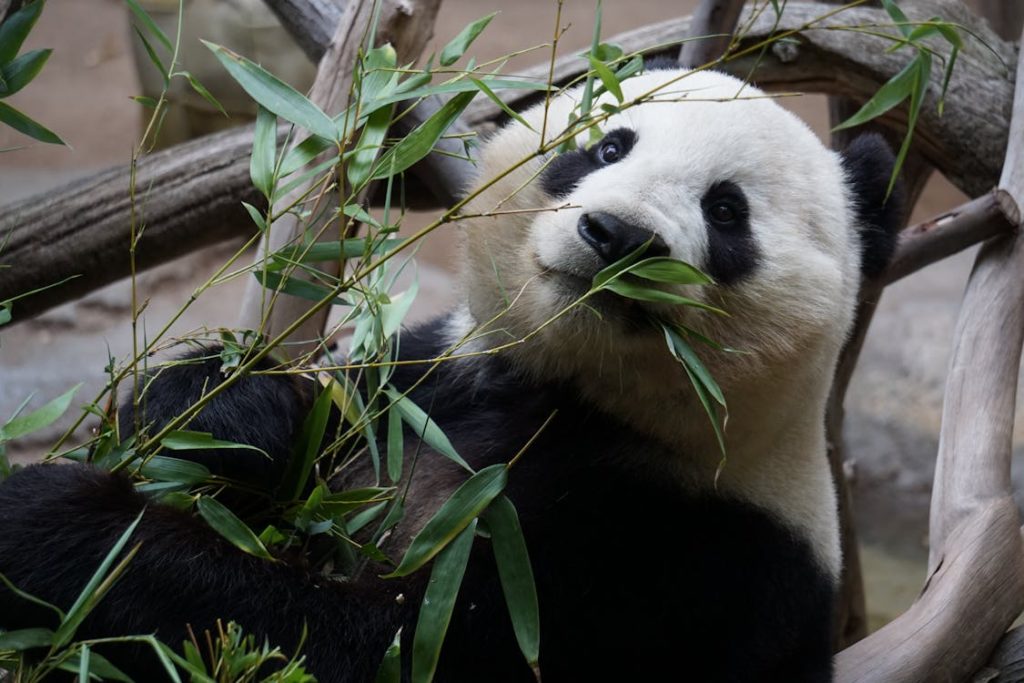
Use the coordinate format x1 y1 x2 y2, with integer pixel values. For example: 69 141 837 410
678 0 746 66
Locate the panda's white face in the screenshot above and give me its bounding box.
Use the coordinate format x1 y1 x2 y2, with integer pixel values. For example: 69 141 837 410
454 69 878 576
460 69 860 399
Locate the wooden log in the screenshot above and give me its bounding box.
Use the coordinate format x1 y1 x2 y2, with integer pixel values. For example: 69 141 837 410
236 0 442 357
0 125 264 319
678 0 746 66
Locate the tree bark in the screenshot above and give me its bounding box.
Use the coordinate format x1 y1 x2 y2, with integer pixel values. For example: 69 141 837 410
678 0 746 66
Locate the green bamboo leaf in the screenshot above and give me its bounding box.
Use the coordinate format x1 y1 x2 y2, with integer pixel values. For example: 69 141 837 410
601 279 727 314
0 0 44 64
663 326 726 406
371 91 476 180
181 70 227 116
469 77 534 130
369 77 547 110
278 381 333 501
483 496 540 666
881 0 912 37
888 54 931 198
161 430 269 459
0 48 50 97
123 0 172 52
272 238 403 266
0 627 53 650
0 100 63 144
939 45 959 117
133 25 168 86
588 55 623 103
253 270 347 306
280 133 334 176
411 519 477 683
251 105 277 199
204 41 337 141
591 245 649 288
386 405 404 483
137 454 212 485
384 464 506 578
131 95 159 109
347 102 393 189
0 304 9 326
832 58 917 132
934 22 963 49
440 12 497 66
54 511 144 647
627 257 712 285
375 631 402 683
1 383 80 441
62 649 132 683
0 572 64 620
380 281 418 339
384 388 472 472
241 201 266 232
197 496 275 561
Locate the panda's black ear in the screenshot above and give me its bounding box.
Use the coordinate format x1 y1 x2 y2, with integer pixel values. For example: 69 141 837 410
839 133 905 278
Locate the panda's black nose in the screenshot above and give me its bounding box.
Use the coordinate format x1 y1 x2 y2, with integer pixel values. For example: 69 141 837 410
577 212 669 264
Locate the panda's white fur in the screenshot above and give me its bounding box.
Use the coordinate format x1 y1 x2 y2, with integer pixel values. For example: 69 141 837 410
451 68 866 579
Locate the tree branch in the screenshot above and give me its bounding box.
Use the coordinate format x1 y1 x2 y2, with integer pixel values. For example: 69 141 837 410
678 0 746 66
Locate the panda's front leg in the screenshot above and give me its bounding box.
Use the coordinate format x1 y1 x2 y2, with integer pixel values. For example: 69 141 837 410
0 463 408 682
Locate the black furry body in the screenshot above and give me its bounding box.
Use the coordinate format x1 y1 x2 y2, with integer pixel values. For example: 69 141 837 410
0 318 834 683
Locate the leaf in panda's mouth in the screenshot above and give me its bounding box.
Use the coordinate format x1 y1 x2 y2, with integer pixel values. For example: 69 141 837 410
589 247 730 459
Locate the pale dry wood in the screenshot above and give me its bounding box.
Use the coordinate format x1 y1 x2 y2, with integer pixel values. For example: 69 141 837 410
973 624 1024 682
0 125 264 319
882 190 1017 285
236 0 443 356
263 0 339 62
464 2 1015 198
678 0 747 65
835 501 1024 682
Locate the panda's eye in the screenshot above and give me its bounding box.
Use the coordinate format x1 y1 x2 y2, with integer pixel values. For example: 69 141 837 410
598 141 622 164
709 202 737 225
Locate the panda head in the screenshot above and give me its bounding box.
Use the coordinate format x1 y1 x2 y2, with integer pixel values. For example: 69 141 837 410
456 67 902 438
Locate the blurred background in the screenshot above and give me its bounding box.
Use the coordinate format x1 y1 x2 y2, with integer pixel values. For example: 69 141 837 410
0 0 1014 633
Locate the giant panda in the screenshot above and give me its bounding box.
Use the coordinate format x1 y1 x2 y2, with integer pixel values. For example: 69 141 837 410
0 67 902 682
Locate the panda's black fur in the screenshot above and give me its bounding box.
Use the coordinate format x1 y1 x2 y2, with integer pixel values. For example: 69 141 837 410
0 67 903 682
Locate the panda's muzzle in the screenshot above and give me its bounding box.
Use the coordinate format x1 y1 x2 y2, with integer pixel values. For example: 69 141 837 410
577 212 669 264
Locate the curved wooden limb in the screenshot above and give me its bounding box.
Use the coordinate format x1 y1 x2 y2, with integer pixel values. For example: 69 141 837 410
678 0 746 66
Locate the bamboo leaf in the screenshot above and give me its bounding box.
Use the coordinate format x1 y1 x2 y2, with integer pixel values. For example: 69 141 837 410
253 270 347 306
483 496 540 666
273 238 403 266
370 91 476 180
0 627 53 650
411 519 477 683
386 405 404 483
369 77 547 110
601 279 727 314
197 496 275 561
663 326 726 406
161 430 269 459
588 55 623 103
250 106 277 199
138 454 213 485
888 54 931 198
469 76 534 130
380 281 418 339
1 383 80 441
123 0 172 52
0 48 50 97
881 0 912 37
241 201 266 232
384 388 472 472
54 511 144 647
832 58 917 132
347 102 393 189
385 464 506 578
133 25 168 86
440 13 497 66
204 41 337 141
627 257 712 285
0 100 63 144
181 70 227 116
0 0 44 64
278 381 334 501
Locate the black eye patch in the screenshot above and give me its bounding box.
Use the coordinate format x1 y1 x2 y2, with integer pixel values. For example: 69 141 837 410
541 128 637 198
701 181 760 285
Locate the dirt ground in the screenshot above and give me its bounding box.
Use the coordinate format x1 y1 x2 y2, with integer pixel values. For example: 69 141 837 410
0 0 1012 632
